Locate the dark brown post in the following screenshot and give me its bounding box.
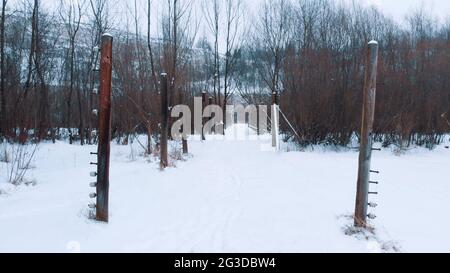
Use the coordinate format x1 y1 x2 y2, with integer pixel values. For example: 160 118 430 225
208 97 214 134
272 91 279 105
201 91 207 141
182 118 188 155
160 73 169 169
271 91 279 149
96 34 113 222
354 41 379 228
182 137 188 155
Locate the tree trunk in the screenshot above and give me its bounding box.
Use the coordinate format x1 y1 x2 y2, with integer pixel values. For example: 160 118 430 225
0 0 7 139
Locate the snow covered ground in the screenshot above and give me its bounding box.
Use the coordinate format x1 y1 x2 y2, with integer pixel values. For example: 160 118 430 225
0 125 449 253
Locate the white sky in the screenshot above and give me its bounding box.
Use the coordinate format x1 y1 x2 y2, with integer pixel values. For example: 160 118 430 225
12 0 444 24
359 0 450 23
8 0 450 50
31 0 450 25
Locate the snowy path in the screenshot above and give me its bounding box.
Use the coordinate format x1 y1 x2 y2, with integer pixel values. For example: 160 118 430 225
1 126 450 252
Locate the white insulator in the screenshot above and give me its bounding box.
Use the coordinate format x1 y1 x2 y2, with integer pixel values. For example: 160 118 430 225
367 213 377 220
89 182 97 188
88 203 96 209
93 46 99 52
92 88 98 94
90 171 97 177
92 109 98 116
368 202 378 208
89 193 97 199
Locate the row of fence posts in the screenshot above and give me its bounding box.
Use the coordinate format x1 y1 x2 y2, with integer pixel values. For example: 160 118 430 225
88 36 380 228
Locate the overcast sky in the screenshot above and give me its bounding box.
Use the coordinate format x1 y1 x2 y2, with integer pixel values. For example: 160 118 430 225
360 0 449 23
32 0 450 24
20 0 444 53
9 0 450 48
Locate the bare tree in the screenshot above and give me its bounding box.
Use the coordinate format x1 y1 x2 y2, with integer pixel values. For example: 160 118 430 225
222 0 244 130
147 0 158 92
253 0 292 97
0 0 7 139
202 0 220 103
89 0 111 45
59 0 85 144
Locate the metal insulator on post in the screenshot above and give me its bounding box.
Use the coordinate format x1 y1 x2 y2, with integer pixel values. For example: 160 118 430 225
369 181 379 185
370 170 380 174
368 192 379 195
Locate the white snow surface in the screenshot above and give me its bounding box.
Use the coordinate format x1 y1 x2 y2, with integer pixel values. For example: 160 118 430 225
1 124 449 253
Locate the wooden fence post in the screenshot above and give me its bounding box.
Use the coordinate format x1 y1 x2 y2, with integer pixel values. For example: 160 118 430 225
208 97 214 134
95 33 113 222
354 40 379 228
202 91 207 141
160 73 169 169
182 124 189 154
271 91 280 150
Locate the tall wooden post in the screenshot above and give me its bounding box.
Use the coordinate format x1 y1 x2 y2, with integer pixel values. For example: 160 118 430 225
182 137 188 154
208 97 214 134
271 91 280 150
160 73 169 169
96 34 113 222
201 91 207 141
272 91 279 105
354 41 379 228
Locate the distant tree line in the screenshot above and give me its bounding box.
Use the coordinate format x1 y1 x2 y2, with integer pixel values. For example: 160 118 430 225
0 0 449 151
237 0 450 149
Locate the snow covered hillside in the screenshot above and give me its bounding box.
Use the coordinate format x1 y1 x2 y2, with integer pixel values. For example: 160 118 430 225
0 125 449 253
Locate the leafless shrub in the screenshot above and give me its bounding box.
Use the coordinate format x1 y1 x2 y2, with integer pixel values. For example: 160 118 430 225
168 142 184 167
4 143 38 186
0 143 10 163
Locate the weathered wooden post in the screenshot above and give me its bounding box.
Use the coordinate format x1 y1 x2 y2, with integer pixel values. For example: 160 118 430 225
160 73 169 169
354 40 379 228
208 97 214 134
271 91 280 150
201 91 207 141
182 113 188 155
94 33 113 223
